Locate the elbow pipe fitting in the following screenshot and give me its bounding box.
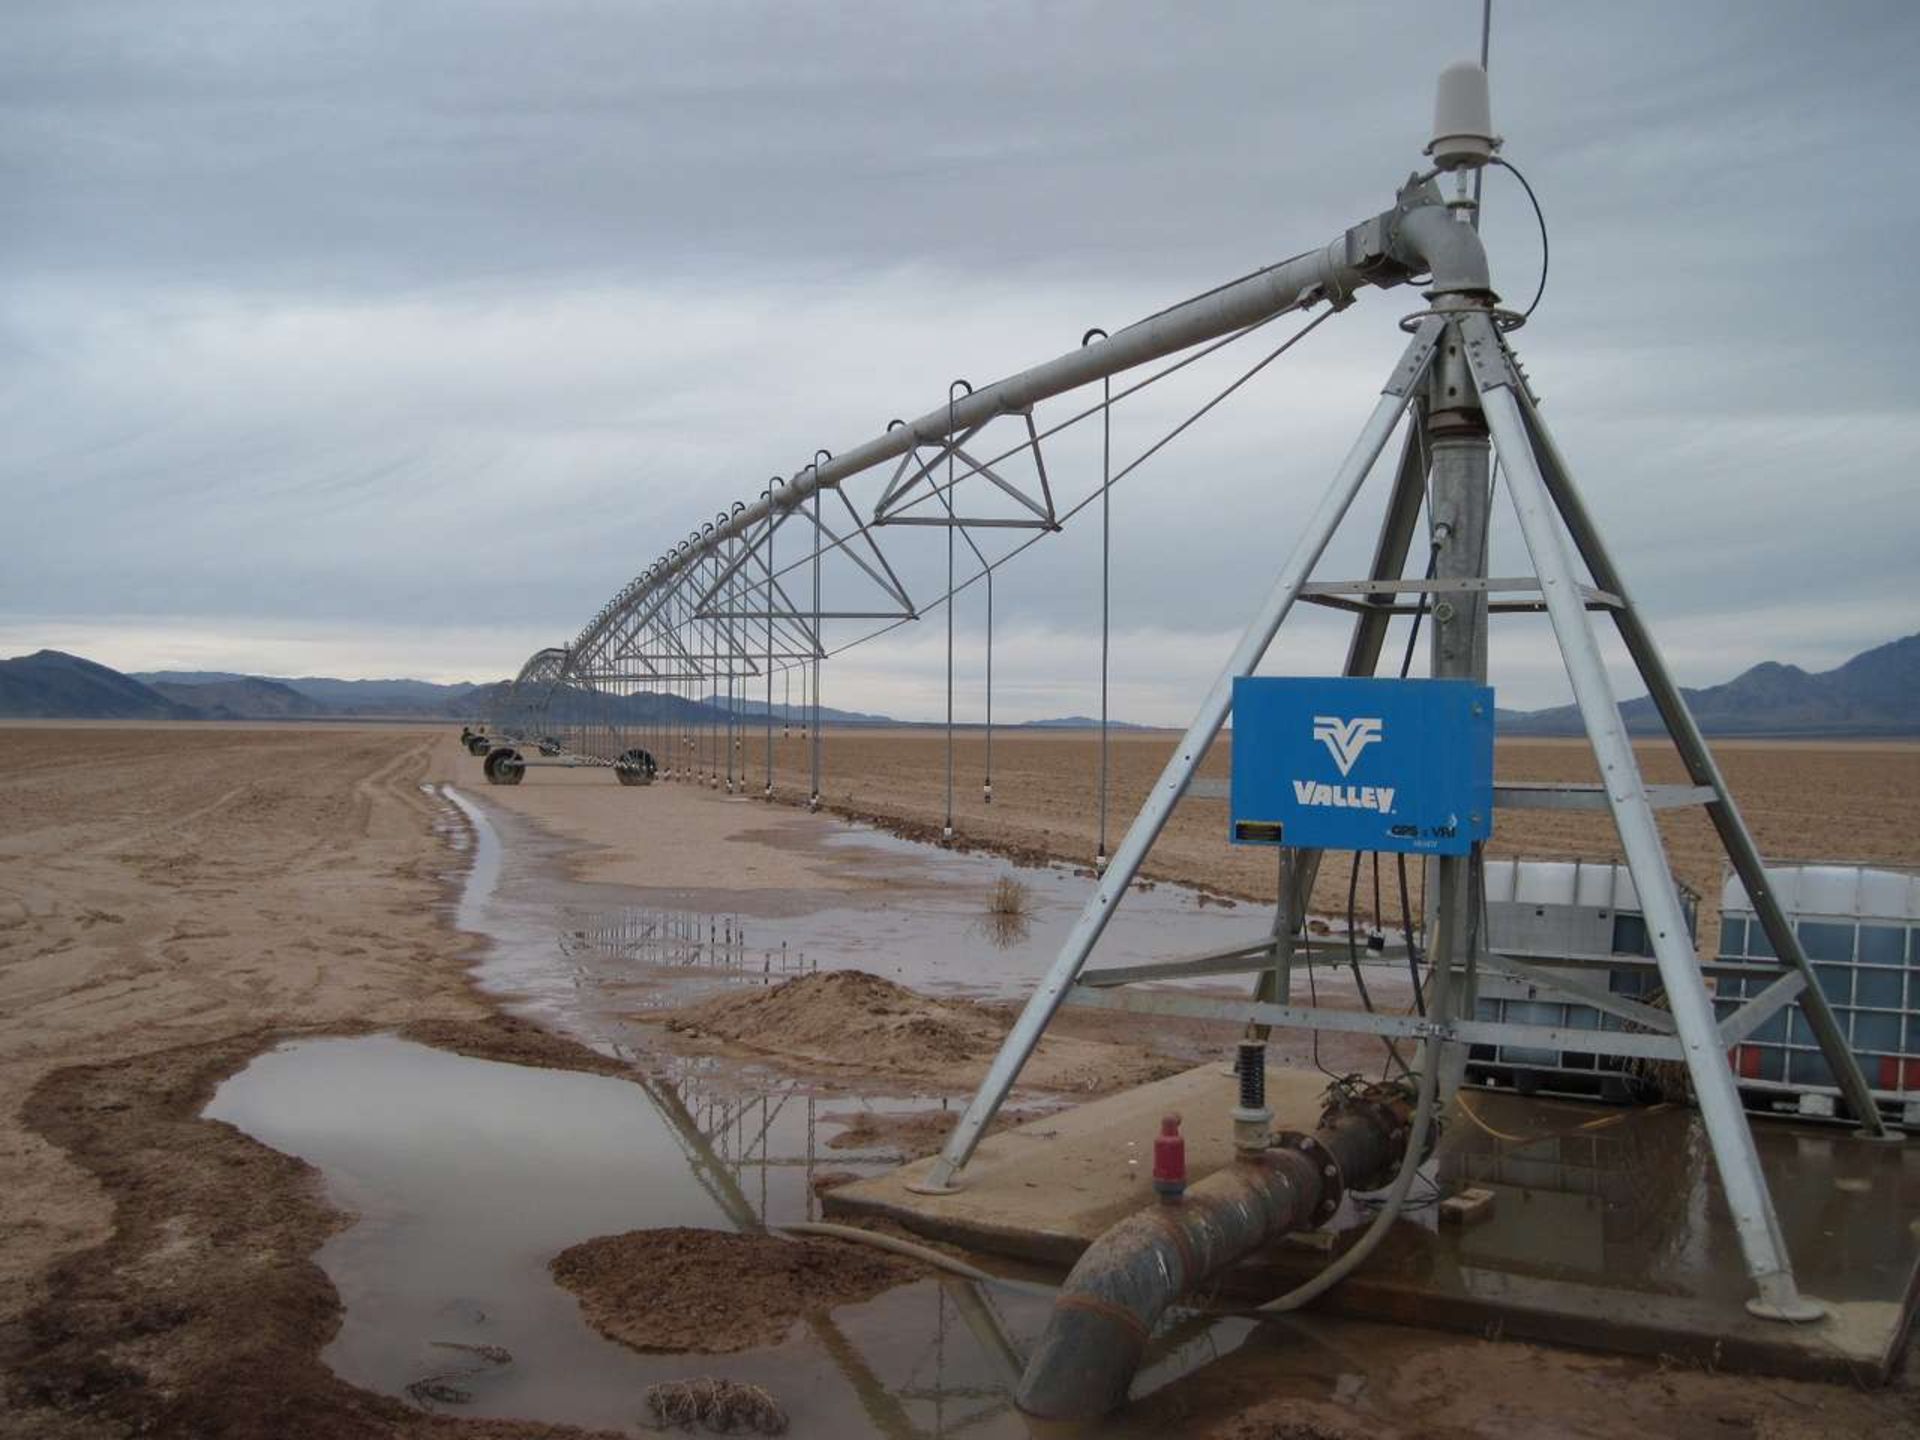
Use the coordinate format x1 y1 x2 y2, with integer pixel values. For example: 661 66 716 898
1392 200 1493 300
1014 1086 1414 1422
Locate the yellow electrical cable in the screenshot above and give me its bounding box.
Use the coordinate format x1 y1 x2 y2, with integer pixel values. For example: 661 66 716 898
1454 1092 1673 1148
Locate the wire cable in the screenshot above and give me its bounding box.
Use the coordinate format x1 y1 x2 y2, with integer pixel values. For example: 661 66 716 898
1259 1038 1441 1314
821 308 1333 662
1489 156 1549 320
1299 932 1345 1086
683 304 1324 658
1347 849 1411 1079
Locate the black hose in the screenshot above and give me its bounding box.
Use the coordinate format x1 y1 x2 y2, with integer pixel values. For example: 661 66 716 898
1489 156 1549 320
1398 852 1426 1017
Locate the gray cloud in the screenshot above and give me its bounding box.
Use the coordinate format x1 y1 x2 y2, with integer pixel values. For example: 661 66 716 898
4 1 1917 714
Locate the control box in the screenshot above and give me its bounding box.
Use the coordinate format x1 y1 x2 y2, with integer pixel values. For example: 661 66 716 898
1229 676 1494 855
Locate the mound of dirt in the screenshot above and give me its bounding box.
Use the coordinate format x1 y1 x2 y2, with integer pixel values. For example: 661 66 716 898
549 1227 921 1354
666 970 990 1063
660 970 1178 1093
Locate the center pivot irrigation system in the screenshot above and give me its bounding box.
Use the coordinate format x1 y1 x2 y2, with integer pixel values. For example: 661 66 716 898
483 61 1889 1333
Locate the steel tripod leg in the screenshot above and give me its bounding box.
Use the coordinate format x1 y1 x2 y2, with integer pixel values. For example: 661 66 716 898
1476 370 1822 1322
912 318 1447 1193
1512 389 1893 1142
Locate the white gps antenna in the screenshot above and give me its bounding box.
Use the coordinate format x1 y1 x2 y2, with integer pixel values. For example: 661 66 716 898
1427 60 1497 172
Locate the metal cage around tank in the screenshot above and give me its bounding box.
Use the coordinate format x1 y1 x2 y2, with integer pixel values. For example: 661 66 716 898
1716 863 1920 1129
1466 858 1698 1103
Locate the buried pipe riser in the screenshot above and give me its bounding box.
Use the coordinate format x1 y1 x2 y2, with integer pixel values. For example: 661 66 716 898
1013 1088 1414 1421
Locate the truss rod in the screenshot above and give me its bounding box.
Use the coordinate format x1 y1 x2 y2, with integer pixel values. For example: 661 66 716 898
564 187 1457 671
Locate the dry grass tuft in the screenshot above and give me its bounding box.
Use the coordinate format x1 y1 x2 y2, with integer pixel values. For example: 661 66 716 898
988 874 1033 918
643 1377 788 1433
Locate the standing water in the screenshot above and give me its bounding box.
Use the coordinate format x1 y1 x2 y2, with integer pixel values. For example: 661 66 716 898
204 784 1336 1434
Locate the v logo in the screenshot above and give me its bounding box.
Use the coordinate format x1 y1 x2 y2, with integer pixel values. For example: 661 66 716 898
1312 715 1384 777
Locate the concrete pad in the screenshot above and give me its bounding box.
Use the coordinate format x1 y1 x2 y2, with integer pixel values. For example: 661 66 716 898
827 1059 1333 1266
827 1073 1920 1383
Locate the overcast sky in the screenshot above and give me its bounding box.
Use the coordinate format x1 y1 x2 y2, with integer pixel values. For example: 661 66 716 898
4 1 1916 720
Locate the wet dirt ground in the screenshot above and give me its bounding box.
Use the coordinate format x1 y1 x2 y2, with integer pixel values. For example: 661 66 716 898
204 1033 1051 1437
206 768 1917 1436
4 724 1916 1440
193 783 1278 1438
589 727 1920 943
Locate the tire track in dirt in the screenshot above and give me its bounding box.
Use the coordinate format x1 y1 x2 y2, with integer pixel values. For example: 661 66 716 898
0 728 496 1345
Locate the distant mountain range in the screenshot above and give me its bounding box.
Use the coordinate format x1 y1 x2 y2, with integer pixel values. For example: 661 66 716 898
0 651 202 720
134 670 498 718
1499 632 1920 738
1019 714 1153 730
0 653 501 722
2 631 1915 734
692 693 900 727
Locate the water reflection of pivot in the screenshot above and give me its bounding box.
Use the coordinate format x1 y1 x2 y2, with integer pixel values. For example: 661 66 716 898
973 909 1032 951
642 1069 1056 1436
561 906 817 979
1440 1092 1705 1286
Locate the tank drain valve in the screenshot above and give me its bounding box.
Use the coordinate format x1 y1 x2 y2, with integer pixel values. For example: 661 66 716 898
1151 1113 1186 1200
1232 1040 1273 1154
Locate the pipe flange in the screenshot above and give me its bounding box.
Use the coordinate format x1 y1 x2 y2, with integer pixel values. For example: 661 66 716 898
1324 1083 1428 1160
1271 1130 1344 1226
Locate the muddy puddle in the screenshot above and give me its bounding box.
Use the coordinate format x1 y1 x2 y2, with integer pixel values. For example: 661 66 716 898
206 1033 1276 1436
202 784 1333 1435
196 777 1920 1435
205 1034 1043 1434
438 785 1405 1063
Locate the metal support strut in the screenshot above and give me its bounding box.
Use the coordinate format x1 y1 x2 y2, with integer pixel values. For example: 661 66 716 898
925 296 1859 1324
1465 319 1826 1319
909 317 1447 1195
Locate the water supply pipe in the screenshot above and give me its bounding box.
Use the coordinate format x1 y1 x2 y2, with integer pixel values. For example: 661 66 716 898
1013 1081 1418 1422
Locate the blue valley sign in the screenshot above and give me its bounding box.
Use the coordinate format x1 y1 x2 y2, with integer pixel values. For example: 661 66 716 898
1228 677 1494 856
